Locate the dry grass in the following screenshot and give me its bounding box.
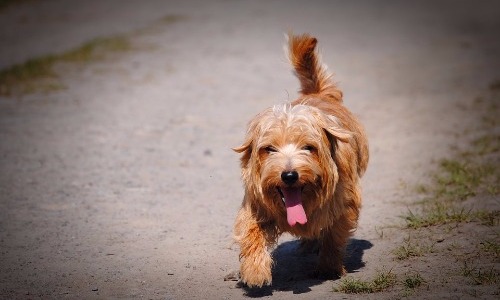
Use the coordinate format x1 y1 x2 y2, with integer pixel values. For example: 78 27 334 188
461 261 499 285
392 236 434 260
334 269 397 294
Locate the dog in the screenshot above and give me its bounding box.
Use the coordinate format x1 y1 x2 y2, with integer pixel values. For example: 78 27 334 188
232 33 369 288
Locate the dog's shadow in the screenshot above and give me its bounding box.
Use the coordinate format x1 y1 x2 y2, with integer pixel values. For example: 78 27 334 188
241 238 373 297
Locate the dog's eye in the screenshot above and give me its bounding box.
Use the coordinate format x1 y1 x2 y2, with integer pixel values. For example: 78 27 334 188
302 145 315 152
264 146 277 153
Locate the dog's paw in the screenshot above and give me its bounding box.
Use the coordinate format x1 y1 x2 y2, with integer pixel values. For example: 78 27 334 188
239 256 273 288
313 265 346 280
240 268 272 288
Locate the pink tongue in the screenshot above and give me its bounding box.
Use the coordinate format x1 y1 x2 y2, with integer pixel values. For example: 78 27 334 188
281 187 307 226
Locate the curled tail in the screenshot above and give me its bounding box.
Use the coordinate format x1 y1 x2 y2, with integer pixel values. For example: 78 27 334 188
287 33 342 101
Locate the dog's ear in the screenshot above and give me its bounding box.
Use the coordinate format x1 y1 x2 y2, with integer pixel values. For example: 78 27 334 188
232 139 252 154
323 124 352 143
317 113 352 143
319 114 352 158
233 116 262 167
233 138 253 167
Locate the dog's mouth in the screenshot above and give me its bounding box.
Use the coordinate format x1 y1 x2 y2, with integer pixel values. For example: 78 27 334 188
277 186 307 226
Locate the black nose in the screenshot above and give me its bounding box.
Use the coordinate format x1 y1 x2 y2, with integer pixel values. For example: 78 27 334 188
281 171 299 185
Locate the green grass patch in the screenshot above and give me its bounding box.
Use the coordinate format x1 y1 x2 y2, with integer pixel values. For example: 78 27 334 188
0 55 57 94
402 272 425 289
0 36 131 96
59 36 130 63
404 205 473 229
334 277 373 294
430 158 496 202
393 238 434 260
404 206 499 229
334 269 397 294
401 272 426 297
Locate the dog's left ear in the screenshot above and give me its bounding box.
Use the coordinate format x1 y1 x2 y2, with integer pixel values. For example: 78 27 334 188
324 125 351 143
320 114 352 143
323 124 351 159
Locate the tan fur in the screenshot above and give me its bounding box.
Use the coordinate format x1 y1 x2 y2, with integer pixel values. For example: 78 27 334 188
233 33 369 288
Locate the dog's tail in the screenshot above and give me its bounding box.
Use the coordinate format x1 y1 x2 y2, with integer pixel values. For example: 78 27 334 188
286 33 342 101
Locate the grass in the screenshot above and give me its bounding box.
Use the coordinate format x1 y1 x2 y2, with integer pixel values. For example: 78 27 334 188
402 128 499 229
404 205 472 229
404 206 499 229
480 241 500 257
0 12 189 97
334 270 428 295
433 159 493 201
474 210 500 226
0 36 131 96
402 273 425 290
405 94 499 225
400 272 426 297
393 237 434 260
0 55 57 94
461 261 499 285
471 135 500 156
392 85 500 295
334 277 373 294
402 273 424 289
60 36 130 63
334 269 397 294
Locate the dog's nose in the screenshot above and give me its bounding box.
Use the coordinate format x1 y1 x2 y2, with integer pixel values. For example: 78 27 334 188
281 171 299 185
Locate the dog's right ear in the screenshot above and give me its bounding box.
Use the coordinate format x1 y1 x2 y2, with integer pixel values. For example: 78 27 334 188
232 139 253 168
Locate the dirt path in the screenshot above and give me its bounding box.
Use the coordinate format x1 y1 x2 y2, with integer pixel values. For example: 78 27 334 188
1 1 499 299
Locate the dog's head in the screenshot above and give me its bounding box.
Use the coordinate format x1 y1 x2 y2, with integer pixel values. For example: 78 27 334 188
234 104 351 227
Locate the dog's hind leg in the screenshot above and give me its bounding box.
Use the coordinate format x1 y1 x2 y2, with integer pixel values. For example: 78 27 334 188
299 238 320 255
317 222 350 279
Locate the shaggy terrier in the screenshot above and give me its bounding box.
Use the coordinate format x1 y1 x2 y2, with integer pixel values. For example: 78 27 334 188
233 33 369 287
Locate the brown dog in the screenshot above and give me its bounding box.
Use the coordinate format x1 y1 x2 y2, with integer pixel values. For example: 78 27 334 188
233 33 369 288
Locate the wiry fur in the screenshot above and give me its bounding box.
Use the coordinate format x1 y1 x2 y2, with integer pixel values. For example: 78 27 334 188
233 33 369 288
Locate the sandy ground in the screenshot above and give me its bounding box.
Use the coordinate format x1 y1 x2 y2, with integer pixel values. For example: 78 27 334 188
0 1 499 299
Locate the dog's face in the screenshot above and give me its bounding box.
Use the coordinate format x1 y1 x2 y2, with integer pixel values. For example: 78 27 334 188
234 104 351 227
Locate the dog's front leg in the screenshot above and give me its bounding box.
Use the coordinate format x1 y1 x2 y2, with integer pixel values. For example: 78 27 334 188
234 206 275 288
